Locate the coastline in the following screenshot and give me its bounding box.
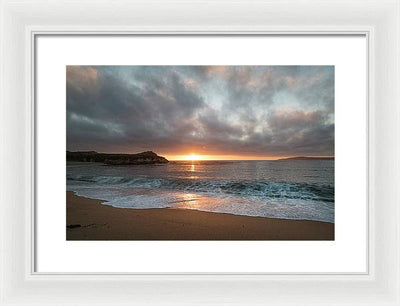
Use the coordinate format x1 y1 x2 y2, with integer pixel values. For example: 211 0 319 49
66 191 334 240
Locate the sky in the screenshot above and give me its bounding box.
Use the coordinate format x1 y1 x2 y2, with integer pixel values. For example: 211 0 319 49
67 66 334 160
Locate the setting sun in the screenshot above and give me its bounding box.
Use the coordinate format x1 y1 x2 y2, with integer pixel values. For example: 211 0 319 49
184 154 204 161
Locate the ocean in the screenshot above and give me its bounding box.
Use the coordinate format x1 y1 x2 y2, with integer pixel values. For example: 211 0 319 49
67 160 334 223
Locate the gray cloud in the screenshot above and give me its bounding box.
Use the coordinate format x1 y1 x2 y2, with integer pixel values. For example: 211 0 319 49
67 66 334 158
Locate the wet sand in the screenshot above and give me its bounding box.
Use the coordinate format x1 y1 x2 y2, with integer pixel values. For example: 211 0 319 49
66 191 334 240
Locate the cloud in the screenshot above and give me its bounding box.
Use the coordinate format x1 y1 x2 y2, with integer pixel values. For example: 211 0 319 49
67 66 334 157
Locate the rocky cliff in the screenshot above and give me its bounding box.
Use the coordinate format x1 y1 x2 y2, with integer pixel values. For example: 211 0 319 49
66 151 169 165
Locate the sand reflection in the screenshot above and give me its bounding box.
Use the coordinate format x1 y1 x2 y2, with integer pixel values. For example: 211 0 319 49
181 193 200 208
175 192 224 211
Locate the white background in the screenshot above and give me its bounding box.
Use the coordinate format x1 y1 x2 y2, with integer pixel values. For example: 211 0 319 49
36 36 366 273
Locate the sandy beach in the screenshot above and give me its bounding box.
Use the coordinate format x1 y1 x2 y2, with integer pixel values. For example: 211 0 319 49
66 191 334 240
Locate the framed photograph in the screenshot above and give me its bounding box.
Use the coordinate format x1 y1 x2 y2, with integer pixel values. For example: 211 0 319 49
65 64 335 242
1 0 399 305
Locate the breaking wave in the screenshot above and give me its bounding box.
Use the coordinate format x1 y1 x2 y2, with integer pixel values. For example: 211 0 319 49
67 174 333 203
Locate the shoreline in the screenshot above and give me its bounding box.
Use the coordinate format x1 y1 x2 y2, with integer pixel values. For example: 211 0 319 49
66 191 334 240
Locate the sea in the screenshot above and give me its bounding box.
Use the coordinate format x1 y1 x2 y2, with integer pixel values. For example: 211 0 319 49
67 160 334 223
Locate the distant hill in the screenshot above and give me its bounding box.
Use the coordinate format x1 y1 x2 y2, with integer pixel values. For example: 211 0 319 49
67 151 168 165
278 156 334 161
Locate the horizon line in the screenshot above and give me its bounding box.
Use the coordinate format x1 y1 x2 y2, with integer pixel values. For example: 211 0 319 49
66 150 334 161
168 157 335 161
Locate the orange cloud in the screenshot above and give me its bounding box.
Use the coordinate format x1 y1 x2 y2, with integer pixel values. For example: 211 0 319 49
67 66 99 91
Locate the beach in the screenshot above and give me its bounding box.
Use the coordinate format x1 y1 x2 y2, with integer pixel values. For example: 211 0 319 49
66 191 334 240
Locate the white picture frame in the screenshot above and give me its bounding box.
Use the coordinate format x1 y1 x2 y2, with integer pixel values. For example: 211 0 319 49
1 0 399 305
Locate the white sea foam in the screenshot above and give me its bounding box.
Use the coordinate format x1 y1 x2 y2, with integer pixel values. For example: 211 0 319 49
67 160 335 223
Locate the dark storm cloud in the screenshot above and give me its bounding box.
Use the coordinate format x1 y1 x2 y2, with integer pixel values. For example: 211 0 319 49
67 66 334 157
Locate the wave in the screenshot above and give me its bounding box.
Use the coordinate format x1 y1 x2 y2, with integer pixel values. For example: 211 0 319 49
67 174 334 202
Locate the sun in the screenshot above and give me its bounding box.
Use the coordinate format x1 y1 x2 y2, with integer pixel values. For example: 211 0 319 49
184 154 204 161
